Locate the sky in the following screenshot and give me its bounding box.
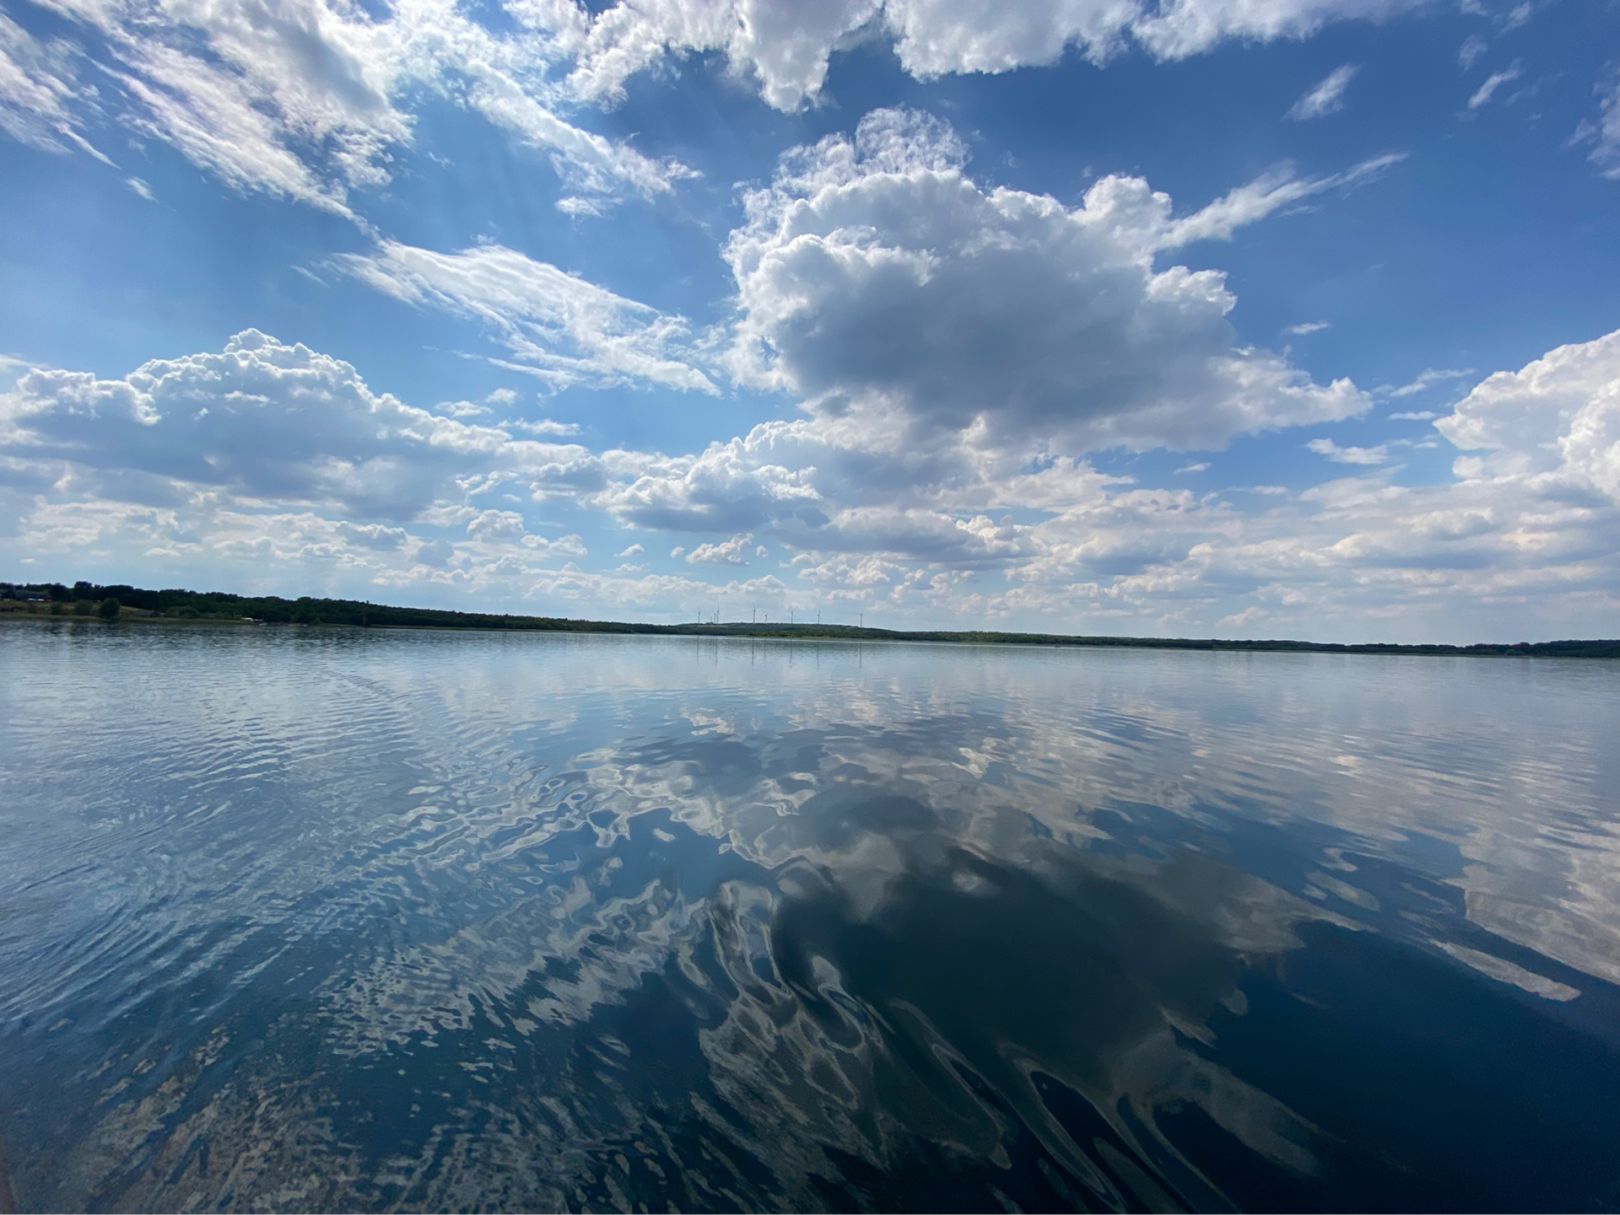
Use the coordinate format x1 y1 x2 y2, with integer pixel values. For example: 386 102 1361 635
1 0 1617 642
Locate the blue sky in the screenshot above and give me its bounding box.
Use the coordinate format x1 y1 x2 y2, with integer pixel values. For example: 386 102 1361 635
2 0 1617 641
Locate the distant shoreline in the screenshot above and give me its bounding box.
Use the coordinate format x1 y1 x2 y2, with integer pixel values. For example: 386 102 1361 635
4 581 1617 658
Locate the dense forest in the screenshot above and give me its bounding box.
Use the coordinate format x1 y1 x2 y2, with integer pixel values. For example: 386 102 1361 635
4 579 1618 657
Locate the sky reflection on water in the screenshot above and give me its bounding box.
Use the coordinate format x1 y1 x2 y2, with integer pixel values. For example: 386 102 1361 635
2 623 1618 1211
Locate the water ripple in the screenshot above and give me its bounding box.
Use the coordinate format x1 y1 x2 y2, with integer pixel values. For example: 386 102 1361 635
2 623 1618 1210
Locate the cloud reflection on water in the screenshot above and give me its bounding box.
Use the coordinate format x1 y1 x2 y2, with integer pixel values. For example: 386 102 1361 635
2 626 1618 1210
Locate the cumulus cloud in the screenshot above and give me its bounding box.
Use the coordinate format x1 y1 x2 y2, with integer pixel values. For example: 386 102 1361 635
0 329 590 520
565 0 883 114
1437 329 1620 493
684 532 755 565
337 240 715 394
1287 64 1358 120
0 330 632 603
564 0 1424 112
465 509 529 543
600 431 824 532
1560 382 1620 502
5 326 1620 640
725 108 1374 455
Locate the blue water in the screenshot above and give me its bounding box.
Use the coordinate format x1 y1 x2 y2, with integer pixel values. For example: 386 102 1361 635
2 621 1618 1211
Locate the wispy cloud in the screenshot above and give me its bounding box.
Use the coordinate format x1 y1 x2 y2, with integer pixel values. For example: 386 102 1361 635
1307 437 1390 465
1568 75 1620 179
1469 61 1523 110
1383 367 1477 398
1286 320 1332 336
0 0 695 225
337 240 716 395
1288 64 1359 120
1163 152 1406 248
0 11 114 164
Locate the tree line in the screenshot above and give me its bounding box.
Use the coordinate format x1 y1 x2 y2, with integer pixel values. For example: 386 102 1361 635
3 579 1617 657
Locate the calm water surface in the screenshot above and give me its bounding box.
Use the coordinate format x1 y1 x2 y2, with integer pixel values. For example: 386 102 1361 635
2 621 1619 1211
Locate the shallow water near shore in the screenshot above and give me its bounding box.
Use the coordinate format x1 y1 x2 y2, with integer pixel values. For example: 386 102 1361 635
2 620 1618 1211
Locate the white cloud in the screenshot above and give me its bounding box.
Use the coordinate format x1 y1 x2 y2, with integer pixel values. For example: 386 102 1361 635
6 326 1620 640
1385 367 1477 398
1307 438 1390 464
9 0 693 218
1129 0 1417 61
465 508 529 543
1569 75 1620 180
459 65 695 205
1286 320 1331 335
1 0 1430 225
1560 381 1620 503
0 331 636 602
1437 329 1620 494
0 329 590 520
511 419 584 437
563 0 1426 112
1458 34 1489 69
1154 152 1404 249
685 532 755 565
1500 1 1536 31
555 195 607 218
725 108 1373 455
1389 409 1441 421
1176 461 1211 474
337 240 716 394
115 40 365 218
1468 61 1522 110
566 0 882 114
599 430 824 533
1287 64 1358 120
124 176 154 200
0 11 113 163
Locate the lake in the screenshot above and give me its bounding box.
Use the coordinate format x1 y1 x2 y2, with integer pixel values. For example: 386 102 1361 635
2 621 1618 1211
